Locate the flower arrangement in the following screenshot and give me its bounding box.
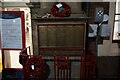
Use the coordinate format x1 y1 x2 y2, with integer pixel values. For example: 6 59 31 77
24 56 50 79
51 2 71 17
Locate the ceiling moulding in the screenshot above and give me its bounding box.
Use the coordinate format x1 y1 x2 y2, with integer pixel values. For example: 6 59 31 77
1 0 29 3
1 0 116 2
30 0 116 2
2 2 28 7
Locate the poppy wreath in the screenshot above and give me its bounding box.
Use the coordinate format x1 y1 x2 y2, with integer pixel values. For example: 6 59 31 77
51 2 71 17
24 55 50 79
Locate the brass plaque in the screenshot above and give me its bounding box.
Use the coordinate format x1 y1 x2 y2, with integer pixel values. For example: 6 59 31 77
38 24 85 55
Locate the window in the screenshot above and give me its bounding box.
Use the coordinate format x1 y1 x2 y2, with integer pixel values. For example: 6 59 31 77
113 0 120 42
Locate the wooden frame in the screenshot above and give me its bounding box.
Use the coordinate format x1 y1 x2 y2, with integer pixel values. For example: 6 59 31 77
31 18 89 56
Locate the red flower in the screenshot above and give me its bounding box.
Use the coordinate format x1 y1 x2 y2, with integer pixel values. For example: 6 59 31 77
51 2 71 17
24 55 50 79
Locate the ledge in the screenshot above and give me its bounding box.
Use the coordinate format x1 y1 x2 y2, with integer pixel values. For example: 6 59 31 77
31 17 90 22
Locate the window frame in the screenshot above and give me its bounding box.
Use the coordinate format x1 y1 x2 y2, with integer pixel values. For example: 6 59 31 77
112 1 120 43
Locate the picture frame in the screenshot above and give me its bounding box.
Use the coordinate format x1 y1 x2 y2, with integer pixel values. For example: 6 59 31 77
0 11 25 50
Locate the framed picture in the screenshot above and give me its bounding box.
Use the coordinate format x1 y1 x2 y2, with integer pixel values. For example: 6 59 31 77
0 11 25 50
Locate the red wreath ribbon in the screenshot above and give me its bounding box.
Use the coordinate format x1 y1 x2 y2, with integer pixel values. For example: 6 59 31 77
24 56 50 79
51 2 71 17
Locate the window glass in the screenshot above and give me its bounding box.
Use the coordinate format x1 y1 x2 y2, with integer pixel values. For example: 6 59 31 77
115 1 120 14
113 15 120 40
4 50 22 68
113 0 120 42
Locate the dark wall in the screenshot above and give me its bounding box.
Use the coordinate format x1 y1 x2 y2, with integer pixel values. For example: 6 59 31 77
97 56 119 79
88 2 109 23
88 2 119 79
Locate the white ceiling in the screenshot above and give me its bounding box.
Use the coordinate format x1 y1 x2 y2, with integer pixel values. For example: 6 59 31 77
1 2 28 7
1 0 29 2
1 0 116 2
